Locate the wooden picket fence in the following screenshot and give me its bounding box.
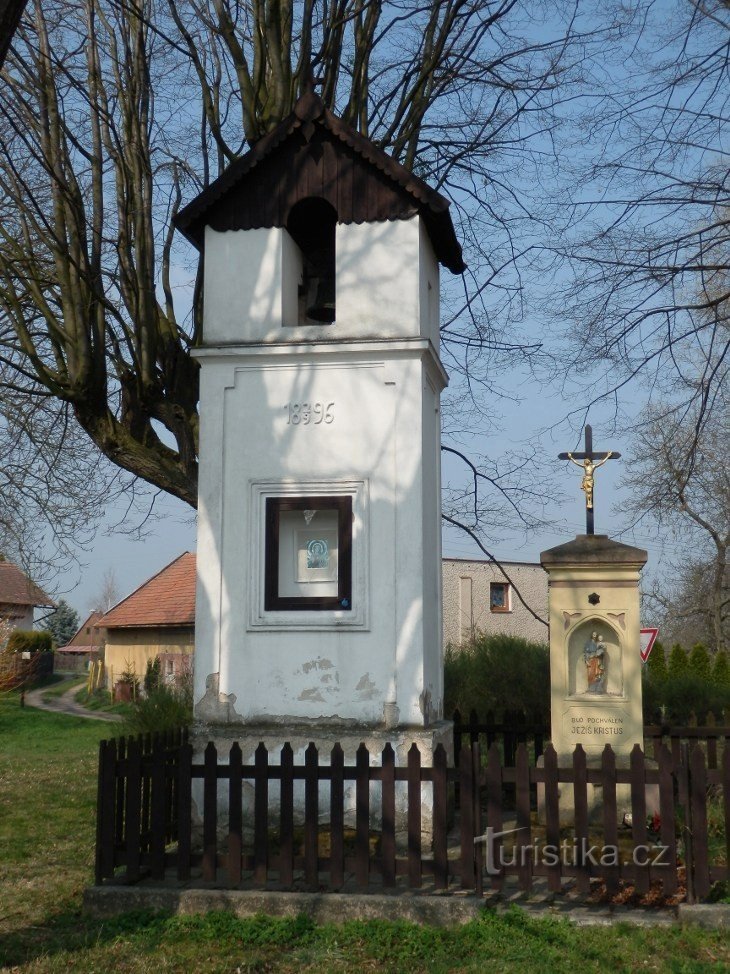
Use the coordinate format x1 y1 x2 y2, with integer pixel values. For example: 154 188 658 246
95 731 729 902
645 715 729 770
452 709 548 766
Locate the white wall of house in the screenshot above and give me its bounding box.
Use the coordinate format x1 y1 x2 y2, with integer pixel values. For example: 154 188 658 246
442 559 548 648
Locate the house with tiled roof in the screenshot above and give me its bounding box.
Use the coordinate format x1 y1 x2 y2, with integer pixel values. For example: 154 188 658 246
97 552 196 690
55 611 106 672
0 559 55 640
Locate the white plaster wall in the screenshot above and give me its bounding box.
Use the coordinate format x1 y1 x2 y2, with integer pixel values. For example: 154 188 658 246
204 227 292 341
441 559 549 647
203 217 437 346
418 221 440 349
336 219 420 338
194 342 446 729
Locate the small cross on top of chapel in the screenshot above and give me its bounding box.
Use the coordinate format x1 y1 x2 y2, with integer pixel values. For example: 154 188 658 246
558 425 621 535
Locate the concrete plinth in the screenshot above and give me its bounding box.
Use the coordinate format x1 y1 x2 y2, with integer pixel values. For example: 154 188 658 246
191 719 454 844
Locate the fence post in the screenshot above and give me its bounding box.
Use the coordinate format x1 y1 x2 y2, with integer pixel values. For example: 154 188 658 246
330 743 345 890
721 744 730 870
228 742 243 887
432 743 448 890
515 743 532 893
149 734 166 881
459 743 475 890
573 744 590 895
254 743 269 885
279 743 294 887
658 744 677 897
486 743 504 892
706 712 717 770
407 743 422 889
601 745 619 897
202 741 218 882
95 739 117 884
678 742 694 904
630 745 649 896
124 737 142 882
382 743 396 887
543 744 561 893
304 742 319 889
690 744 710 901
176 738 192 881
355 743 370 888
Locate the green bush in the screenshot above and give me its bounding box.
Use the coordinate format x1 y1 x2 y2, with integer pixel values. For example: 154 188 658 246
667 643 689 680
642 670 663 723
645 639 666 683
689 643 711 680
661 673 730 724
444 633 550 719
144 656 162 694
712 650 730 688
123 676 192 735
5 630 53 653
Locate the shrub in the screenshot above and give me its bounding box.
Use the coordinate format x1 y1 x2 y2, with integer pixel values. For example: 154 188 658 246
144 656 162 695
5 630 53 653
444 633 550 719
689 643 711 680
667 643 689 680
661 673 730 724
642 670 663 723
711 650 730 689
645 639 667 683
123 674 192 735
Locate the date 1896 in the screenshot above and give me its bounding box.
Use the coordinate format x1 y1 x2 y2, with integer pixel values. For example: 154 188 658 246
284 402 334 425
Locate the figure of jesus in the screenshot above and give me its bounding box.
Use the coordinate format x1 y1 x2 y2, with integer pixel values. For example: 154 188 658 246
566 452 613 510
583 631 607 694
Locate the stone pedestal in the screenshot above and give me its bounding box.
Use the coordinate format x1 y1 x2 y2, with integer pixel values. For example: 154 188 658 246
540 534 649 822
191 719 454 845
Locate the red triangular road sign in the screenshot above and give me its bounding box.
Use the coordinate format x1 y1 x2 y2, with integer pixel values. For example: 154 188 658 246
640 628 659 663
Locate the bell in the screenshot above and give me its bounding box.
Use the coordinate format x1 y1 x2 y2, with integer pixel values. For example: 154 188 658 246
306 274 336 323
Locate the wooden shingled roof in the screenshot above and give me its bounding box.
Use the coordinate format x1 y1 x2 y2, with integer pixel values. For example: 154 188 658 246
98 552 196 629
0 561 54 608
0 0 26 68
175 89 465 274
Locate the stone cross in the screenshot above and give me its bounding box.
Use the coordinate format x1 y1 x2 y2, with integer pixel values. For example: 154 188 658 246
558 425 620 534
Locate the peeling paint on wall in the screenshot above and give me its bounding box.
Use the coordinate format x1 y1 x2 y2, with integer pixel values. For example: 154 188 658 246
298 687 325 703
355 672 377 700
195 672 243 724
419 688 433 724
301 658 335 674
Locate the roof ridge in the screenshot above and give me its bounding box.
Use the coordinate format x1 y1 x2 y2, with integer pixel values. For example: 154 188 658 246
98 551 194 626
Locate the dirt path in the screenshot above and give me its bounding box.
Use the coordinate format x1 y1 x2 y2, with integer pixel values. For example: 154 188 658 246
24 681 123 723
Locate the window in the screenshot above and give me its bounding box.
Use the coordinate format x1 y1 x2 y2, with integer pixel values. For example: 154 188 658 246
264 496 352 611
490 582 510 613
287 197 337 324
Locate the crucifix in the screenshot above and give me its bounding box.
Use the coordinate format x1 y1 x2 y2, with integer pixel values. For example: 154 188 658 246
558 425 620 535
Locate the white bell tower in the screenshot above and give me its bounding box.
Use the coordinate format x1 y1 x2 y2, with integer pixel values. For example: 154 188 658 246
176 90 465 767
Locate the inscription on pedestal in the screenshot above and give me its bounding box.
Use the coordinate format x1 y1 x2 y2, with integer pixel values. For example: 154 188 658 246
564 706 630 745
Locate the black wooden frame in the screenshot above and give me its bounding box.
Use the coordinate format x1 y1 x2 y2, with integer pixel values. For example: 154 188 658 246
264 495 352 611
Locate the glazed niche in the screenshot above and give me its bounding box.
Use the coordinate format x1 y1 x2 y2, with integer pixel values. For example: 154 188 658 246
566 618 624 698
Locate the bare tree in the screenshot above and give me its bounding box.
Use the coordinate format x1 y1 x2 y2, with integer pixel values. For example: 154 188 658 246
557 0 729 450
623 397 729 653
88 567 122 614
0 377 142 586
0 0 601 554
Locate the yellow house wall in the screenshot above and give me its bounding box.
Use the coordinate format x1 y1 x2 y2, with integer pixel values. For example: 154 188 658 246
104 627 194 688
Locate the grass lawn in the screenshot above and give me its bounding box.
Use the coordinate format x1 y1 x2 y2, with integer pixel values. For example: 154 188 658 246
1 691 729 973
40 675 85 700
74 685 134 717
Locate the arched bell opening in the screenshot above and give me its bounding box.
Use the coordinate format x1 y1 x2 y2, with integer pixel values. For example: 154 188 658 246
286 197 337 324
